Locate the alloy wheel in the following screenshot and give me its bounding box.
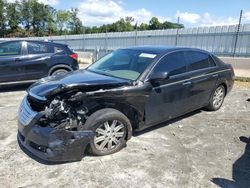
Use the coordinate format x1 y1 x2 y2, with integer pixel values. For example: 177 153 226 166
94 120 125 151
213 86 225 109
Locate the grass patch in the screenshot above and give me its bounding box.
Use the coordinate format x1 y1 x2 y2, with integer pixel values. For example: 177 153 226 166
235 76 250 82
235 76 250 88
235 81 250 88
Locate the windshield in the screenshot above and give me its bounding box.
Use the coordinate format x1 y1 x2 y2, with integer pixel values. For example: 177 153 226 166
87 49 158 80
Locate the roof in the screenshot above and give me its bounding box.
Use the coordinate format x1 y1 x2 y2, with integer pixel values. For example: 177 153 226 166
122 46 208 55
0 40 67 47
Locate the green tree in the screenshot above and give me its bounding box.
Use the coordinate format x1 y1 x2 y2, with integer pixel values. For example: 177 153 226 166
68 8 83 34
30 0 46 36
0 0 6 37
6 1 21 32
56 10 70 35
46 5 57 35
162 21 184 29
21 0 32 31
89 26 100 33
98 17 135 33
149 17 162 30
1 0 185 37
139 23 148 31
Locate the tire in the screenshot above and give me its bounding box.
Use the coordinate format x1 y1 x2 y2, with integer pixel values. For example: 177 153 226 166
80 108 131 156
51 68 69 76
206 85 226 111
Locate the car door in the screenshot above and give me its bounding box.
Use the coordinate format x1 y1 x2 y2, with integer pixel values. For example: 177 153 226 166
22 41 54 80
184 51 218 109
0 41 26 83
145 51 192 126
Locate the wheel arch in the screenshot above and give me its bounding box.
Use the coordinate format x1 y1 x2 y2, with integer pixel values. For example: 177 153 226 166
220 83 228 95
216 80 228 96
86 102 141 140
48 64 73 76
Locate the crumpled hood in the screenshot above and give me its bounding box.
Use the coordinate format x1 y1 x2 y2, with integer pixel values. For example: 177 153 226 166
28 69 131 99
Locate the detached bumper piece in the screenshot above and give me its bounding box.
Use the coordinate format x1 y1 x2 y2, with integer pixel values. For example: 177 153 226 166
18 121 94 162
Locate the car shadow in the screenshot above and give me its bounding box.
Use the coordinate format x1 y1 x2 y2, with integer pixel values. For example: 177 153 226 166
247 98 250 102
211 136 250 188
0 83 32 93
133 109 202 137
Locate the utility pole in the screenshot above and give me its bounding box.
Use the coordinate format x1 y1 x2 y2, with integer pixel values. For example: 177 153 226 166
175 16 180 46
233 9 243 57
105 25 108 53
135 21 138 46
82 27 85 51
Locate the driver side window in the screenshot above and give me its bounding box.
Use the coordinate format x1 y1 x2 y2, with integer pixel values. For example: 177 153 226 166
153 51 186 76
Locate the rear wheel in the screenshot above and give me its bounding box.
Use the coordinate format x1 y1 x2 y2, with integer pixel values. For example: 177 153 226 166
81 108 131 156
206 85 226 111
51 68 69 76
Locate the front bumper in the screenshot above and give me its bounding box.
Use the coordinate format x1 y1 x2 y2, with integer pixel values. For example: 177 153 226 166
18 96 94 162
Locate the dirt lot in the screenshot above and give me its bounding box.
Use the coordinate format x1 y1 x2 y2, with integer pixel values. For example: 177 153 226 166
0 83 249 188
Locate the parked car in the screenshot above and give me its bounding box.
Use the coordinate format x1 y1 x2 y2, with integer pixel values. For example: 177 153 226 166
17 46 234 162
0 40 79 84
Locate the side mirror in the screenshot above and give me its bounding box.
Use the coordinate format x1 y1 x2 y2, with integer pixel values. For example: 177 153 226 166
148 72 169 82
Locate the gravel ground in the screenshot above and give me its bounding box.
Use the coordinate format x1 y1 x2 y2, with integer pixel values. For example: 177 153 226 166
0 83 249 188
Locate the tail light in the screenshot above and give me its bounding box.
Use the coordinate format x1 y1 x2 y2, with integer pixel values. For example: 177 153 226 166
69 53 78 60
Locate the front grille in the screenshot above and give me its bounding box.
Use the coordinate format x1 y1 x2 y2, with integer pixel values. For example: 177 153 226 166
18 96 38 126
27 95 46 112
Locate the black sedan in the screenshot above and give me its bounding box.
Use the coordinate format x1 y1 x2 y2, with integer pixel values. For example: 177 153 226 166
0 40 79 85
17 46 234 161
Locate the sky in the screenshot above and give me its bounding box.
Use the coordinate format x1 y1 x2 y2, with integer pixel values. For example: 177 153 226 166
8 0 250 27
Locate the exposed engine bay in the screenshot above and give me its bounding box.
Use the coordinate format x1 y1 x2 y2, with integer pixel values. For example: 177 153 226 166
37 96 90 131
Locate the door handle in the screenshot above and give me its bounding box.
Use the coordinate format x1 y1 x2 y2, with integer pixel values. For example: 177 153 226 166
182 81 192 86
212 74 218 78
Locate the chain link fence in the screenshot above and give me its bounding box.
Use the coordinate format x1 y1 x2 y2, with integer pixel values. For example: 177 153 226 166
1 24 250 58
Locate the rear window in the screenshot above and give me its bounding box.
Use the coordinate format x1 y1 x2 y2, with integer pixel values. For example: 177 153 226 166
212 55 224 65
0 42 22 56
27 42 54 54
54 46 64 53
185 51 214 71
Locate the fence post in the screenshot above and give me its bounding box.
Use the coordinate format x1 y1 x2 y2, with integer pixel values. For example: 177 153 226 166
64 35 67 45
95 48 99 61
105 27 108 53
175 28 179 46
135 26 138 46
233 9 243 57
175 17 180 46
82 33 85 51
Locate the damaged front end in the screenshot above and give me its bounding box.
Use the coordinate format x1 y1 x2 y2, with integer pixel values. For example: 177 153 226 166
17 94 95 162
17 69 149 162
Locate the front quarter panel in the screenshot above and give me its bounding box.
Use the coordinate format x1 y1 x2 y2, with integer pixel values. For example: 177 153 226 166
69 82 152 128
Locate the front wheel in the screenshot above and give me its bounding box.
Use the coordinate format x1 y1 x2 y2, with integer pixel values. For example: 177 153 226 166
206 85 226 111
81 108 131 156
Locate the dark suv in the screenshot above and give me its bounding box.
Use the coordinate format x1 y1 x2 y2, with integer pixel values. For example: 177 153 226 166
17 46 234 162
0 40 79 84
